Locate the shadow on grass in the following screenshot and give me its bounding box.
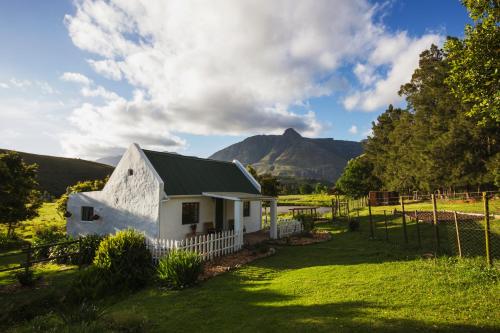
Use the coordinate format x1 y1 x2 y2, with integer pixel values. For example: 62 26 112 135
110 275 498 333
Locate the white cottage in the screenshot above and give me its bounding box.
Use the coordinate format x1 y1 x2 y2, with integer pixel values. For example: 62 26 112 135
66 143 278 241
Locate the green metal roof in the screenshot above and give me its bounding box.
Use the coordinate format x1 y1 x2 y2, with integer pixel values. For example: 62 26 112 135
143 150 260 196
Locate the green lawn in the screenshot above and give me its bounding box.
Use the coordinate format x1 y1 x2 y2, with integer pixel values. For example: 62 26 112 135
3 203 500 332
278 194 338 206
99 222 500 332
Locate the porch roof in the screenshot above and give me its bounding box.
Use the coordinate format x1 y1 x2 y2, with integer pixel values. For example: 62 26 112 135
202 192 275 201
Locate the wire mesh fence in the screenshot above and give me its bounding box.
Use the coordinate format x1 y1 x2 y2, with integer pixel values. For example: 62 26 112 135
347 192 500 266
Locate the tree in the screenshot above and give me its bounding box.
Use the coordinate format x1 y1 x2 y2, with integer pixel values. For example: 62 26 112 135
0 152 41 237
335 155 381 198
245 165 280 196
259 174 280 197
314 183 328 194
56 178 107 215
444 0 500 125
299 183 313 195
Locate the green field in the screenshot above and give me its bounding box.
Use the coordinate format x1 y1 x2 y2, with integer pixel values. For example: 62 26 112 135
2 212 499 332
278 194 337 206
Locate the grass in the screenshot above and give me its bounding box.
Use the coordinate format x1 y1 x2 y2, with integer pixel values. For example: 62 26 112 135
3 200 500 332
95 222 499 332
0 203 67 285
278 194 339 206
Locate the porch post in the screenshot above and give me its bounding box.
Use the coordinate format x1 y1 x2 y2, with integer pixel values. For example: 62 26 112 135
234 200 243 233
270 198 277 239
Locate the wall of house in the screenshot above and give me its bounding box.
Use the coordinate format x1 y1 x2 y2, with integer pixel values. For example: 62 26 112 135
159 196 215 240
244 201 262 233
66 144 163 239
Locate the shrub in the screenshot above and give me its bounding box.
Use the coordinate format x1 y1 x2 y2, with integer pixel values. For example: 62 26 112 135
49 237 79 265
348 219 360 232
32 225 66 259
157 250 203 289
297 214 315 233
15 269 37 287
66 266 112 304
79 234 105 265
94 229 153 290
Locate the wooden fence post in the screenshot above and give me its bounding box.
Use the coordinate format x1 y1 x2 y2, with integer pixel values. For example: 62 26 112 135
453 211 462 258
384 210 388 241
431 194 440 253
368 201 374 239
483 192 492 267
331 199 335 222
415 210 421 249
400 196 408 244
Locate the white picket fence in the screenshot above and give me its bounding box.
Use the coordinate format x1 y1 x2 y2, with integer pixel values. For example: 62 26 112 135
277 219 303 238
146 229 244 262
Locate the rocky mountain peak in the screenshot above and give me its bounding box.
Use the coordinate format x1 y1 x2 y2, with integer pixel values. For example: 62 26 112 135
283 128 302 139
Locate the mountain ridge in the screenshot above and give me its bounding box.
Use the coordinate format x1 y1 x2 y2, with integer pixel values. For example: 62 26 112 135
209 128 363 182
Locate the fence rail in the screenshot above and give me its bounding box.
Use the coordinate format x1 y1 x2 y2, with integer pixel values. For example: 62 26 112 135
277 219 303 238
360 192 499 267
0 239 81 273
146 229 244 262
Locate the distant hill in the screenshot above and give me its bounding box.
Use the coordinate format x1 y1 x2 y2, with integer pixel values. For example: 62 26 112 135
95 155 122 166
1 149 114 197
209 128 363 183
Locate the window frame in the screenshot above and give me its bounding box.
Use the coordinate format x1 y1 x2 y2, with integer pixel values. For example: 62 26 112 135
81 206 94 221
182 202 200 225
243 201 251 217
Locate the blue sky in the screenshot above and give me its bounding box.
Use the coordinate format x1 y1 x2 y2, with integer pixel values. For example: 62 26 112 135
0 0 470 159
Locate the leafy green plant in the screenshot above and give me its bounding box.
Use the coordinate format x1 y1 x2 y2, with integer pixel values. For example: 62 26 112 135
156 250 203 289
66 266 112 304
15 269 37 287
297 214 314 233
49 239 79 265
94 229 153 290
32 225 66 259
79 234 105 265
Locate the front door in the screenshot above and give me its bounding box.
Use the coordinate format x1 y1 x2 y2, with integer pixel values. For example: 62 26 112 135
215 198 224 231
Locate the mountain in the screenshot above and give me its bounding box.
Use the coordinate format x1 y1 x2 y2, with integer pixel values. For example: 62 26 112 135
209 128 363 182
95 155 122 166
1 149 114 197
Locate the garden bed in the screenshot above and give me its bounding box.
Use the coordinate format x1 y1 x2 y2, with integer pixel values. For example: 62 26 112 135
404 211 485 223
200 248 275 280
269 230 332 246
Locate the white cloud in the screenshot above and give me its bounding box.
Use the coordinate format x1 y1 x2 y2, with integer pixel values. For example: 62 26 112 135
62 0 444 157
344 32 443 111
87 59 122 80
80 85 119 100
348 125 358 135
60 72 93 85
0 82 9 89
10 78 32 88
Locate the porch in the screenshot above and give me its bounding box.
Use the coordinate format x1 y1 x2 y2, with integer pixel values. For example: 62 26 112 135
201 192 279 239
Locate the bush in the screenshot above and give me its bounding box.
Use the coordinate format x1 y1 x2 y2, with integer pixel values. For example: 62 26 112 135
32 225 66 259
348 219 360 232
49 238 79 265
157 250 203 289
66 266 112 304
94 229 153 290
297 214 315 233
15 269 38 287
79 234 105 265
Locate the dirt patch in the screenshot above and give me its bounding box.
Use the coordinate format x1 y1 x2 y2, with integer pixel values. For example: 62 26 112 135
268 231 332 246
404 211 484 223
200 248 275 280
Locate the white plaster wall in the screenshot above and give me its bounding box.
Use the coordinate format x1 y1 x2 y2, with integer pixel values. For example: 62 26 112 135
67 144 163 239
243 201 262 233
159 196 215 240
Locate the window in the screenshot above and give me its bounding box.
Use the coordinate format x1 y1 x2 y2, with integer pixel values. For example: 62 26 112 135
128 168 134 176
243 201 250 217
81 206 94 221
182 202 199 225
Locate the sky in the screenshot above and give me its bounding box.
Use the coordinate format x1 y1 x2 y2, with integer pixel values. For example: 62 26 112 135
0 0 470 160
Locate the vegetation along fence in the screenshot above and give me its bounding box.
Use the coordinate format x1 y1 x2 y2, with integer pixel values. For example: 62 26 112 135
355 192 499 267
146 229 244 262
0 239 81 274
277 219 303 238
